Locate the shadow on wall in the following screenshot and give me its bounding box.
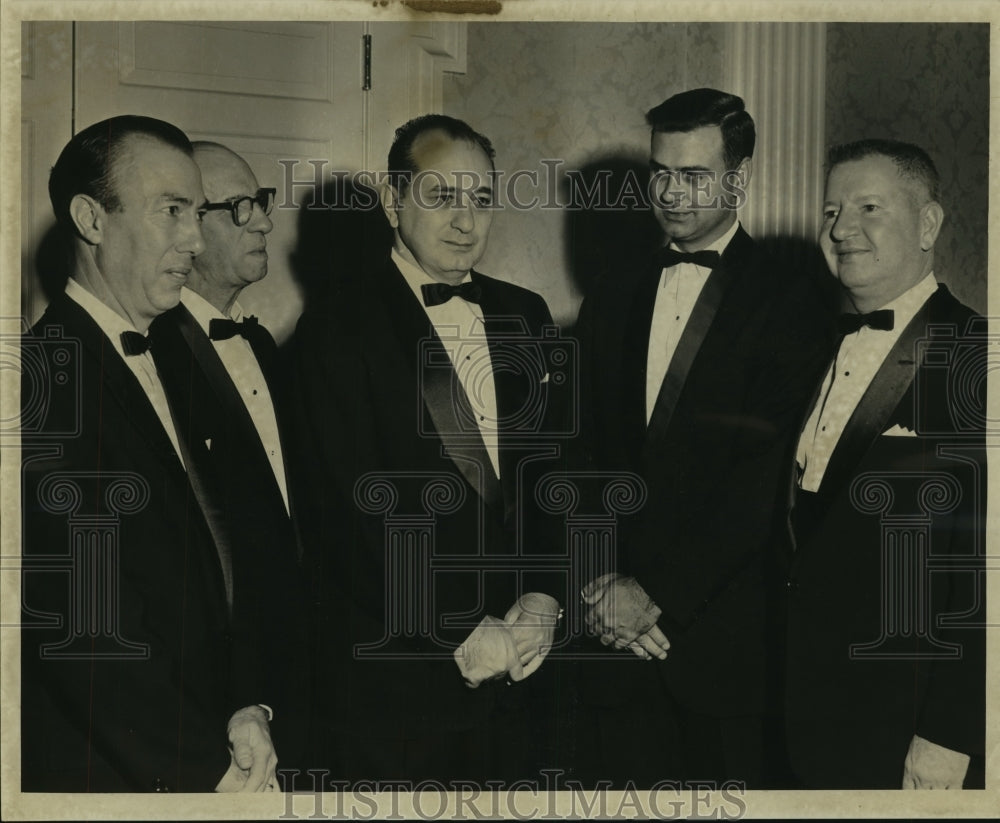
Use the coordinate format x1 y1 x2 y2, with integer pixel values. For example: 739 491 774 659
30 222 73 309
561 152 662 313
757 235 841 317
561 152 840 325
287 174 394 317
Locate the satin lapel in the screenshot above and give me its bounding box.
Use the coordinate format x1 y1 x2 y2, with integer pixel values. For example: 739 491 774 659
377 263 504 513
816 296 934 500
171 306 270 474
642 263 735 459
622 258 664 456
474 273 538 520
150 308 240 615
51 295 182 471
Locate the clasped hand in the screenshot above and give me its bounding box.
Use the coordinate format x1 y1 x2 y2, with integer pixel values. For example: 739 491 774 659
454 592 562 688
582 572 670 660
215 705 278 792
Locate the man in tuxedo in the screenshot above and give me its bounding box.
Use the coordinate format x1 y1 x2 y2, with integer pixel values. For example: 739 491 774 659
290 114 564 785
783 139 985 789
21 116 277 792
148 141 310 772
575 88 829 786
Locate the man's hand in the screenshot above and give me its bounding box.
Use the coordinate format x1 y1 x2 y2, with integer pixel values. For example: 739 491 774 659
214 705 278 793
504 592 563 680
581 573 670 660
902 734 970 789
454 616 522 688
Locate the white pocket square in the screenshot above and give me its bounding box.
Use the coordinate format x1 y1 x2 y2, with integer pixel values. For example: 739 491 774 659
881 424 917 437
205 438 213 450
540 372 550 384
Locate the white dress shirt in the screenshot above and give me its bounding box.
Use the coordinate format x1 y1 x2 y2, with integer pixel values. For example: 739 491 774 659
64 278 184 468
180 287 289 514
796 273 938 492
645 220 740 423
392 248 501 479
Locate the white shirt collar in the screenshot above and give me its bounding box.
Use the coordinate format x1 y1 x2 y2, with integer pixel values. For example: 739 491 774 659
667 218 741 257
64 278 143 360
179 286 247 335
391 246 473 308
854 272 938 330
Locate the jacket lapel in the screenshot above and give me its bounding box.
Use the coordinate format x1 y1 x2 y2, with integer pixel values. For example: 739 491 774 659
50 294 183 472
377 263 505 514
170 305 272 474
474 271 551 520
642 231 745 459
814 293 939 501
622 257 664 457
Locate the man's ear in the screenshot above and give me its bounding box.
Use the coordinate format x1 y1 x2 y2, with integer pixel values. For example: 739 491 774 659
380 181 401 229
68 194 104 245
735 157 752 190
724 157 752 210
919 200 944 251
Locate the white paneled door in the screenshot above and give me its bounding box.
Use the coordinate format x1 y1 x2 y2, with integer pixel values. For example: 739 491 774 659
22 21 468 339
72 21 366 342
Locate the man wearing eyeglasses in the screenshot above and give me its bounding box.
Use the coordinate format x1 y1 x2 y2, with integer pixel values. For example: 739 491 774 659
22 117 281 793
149 142 310 781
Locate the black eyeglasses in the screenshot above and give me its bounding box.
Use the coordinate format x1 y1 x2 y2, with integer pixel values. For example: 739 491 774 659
203 187 276 227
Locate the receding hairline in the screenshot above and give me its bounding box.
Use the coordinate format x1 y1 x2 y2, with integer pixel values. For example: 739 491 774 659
408 128 496 173
103 132 196 200
828 153 937 206
191 141 257 196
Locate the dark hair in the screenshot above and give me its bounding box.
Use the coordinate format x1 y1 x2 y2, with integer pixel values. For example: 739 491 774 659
386 114 496 195
48 115 193 231
646 88 756 170
826 138 940 203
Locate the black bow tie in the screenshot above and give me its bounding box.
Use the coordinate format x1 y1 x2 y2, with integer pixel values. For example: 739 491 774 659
657 247 721 270
120 330 151 356
421 281 482 307
837 309 895 335
209 316 261 341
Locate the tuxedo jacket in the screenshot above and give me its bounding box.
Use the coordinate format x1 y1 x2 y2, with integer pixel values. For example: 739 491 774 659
574 227 832 716
782 284 986 789
289 259 567 741
21 293 235 791
148 303 310 765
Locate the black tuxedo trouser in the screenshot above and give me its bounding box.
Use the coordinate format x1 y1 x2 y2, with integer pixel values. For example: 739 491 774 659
317 685 537 787
571 659 784 789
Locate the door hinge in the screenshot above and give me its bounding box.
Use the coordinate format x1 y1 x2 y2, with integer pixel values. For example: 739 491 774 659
363 33 372 91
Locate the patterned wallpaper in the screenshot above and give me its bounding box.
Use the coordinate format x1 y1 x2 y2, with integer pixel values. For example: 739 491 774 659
445 23 989 324
826 23 988 314
445 23 726 326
